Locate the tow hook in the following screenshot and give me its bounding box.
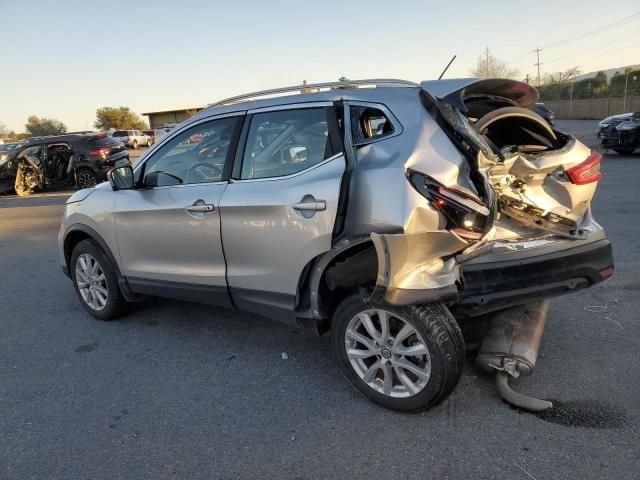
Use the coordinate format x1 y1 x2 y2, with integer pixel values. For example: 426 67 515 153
476 300 553 412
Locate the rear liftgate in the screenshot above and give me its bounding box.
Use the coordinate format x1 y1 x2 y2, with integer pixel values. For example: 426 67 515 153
372 79 605 410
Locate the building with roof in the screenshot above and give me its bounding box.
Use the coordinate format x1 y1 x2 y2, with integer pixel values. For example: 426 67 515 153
141 107 204 129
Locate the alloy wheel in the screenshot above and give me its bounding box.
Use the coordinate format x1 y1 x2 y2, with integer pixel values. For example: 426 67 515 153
75 253 108 311
344 308 431 398
77 172 97 188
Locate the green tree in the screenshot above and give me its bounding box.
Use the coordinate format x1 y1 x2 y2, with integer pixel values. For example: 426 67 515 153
94 106 148 130
609 68 640 97
25 115 67 136
469 47 519 79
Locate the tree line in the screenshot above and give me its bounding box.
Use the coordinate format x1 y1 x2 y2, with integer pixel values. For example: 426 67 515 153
1 107 149 139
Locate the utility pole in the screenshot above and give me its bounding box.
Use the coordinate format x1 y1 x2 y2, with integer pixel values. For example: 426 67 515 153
485 47 490 77
534 47 542 85
624 70 629 112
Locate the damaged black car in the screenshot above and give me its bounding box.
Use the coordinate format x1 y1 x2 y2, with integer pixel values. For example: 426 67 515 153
0 132 130 196
597 111 640 154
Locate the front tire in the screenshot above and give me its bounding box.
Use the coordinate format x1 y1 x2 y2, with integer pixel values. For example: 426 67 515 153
132 140 138 149
146 139 152 147
70 239 127 320
331 295 464 412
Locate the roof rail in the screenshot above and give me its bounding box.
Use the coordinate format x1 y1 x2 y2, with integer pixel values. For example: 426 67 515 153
208 79 419 108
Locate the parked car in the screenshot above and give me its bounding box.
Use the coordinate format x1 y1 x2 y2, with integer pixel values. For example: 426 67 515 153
531 102 555 125
59 79 613 412
0 142 22 162
0 132 129 196
597 112 640 154
112 130 152 149
142 129 169 145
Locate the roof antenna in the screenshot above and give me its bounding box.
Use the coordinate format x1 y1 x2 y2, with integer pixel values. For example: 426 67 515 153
438 55 457 80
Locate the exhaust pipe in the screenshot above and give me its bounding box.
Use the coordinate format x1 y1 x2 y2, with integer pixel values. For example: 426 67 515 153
476 300 553 411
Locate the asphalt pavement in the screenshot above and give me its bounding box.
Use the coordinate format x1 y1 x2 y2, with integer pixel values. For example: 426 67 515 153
1 122 638 479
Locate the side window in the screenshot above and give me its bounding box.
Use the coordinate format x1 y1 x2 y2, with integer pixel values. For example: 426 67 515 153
240 108 338 180
142 116 239 187
17 146 43 166
350 106 394 145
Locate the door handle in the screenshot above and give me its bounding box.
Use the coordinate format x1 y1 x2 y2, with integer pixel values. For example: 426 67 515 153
292 200 326 211
186 202 215 214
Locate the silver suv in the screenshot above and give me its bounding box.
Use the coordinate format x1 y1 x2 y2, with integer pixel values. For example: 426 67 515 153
112 130 152 149
59 79 613 411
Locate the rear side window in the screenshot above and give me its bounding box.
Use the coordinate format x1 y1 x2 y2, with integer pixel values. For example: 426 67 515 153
113 131 126 136
240 108 339 180
350 106 394 145
91 136 119 146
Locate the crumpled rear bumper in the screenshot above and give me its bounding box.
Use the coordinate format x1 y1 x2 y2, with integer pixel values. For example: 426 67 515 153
451 238 613 316
371 229 614 316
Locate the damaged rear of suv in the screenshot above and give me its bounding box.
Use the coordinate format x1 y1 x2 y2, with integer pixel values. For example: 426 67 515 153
59 78 613 412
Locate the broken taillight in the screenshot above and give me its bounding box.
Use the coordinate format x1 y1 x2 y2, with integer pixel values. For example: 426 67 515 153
565 151 602 185
407 169 491 241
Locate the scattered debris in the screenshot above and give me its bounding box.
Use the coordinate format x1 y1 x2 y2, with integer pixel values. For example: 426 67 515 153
513 462 538 480
584 300 623 329
227 353 239 361
281 352 289 360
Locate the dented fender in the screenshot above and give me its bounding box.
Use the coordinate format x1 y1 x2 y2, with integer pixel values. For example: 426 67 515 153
371 231 468 305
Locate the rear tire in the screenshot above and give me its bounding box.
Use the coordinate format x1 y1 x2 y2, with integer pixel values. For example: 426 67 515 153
331 294 464 412
613 147 635 155
70 239 127 320
132 140 138 149
146 139 152 147
76 168 98 189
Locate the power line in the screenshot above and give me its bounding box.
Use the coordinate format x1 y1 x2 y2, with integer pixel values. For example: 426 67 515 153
505 12 640 64
542 12 640 50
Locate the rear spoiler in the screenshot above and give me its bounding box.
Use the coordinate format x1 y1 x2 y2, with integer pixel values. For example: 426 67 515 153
420 78 538 113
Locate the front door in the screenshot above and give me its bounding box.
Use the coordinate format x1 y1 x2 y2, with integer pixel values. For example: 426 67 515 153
220 105 345 306
113 114 243 305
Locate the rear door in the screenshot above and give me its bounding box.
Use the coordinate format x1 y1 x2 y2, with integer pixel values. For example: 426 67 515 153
220 104 345 303
113 114 243 305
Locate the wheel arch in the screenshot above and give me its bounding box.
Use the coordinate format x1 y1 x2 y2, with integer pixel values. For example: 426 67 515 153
295 237 379 334
63 224 140 302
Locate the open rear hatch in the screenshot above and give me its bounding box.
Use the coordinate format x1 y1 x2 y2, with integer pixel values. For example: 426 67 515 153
421 78 602 240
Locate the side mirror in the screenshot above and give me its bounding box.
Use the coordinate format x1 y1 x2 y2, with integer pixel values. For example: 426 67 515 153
108 165 134 190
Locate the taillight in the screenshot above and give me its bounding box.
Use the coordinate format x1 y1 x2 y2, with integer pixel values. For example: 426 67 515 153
565 151 602 185
407 169 491 241
90 147 110 158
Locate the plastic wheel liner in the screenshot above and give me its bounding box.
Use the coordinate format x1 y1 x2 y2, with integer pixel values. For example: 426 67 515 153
371 78 604 306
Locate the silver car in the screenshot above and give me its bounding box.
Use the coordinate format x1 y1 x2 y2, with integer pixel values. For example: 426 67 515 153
59 79 613 411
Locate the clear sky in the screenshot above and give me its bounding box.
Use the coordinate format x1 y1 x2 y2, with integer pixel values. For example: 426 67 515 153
1 0 639 132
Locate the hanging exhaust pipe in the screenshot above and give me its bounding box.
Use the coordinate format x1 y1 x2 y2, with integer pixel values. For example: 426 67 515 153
476 300 553 411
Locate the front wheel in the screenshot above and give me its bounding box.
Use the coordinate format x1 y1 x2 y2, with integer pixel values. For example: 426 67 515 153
132 140 138 149
70 239 127 320
146 139 152 147
331 295 464 411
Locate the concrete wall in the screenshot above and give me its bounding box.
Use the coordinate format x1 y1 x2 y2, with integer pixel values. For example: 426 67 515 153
545 96 640 120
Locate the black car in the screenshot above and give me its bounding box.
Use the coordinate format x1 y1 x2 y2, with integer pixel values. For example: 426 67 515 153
597 112 640 154
0 132 130 196
531 103 555 125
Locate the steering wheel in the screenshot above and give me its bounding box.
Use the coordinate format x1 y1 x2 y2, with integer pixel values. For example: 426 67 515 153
186 162 223 183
